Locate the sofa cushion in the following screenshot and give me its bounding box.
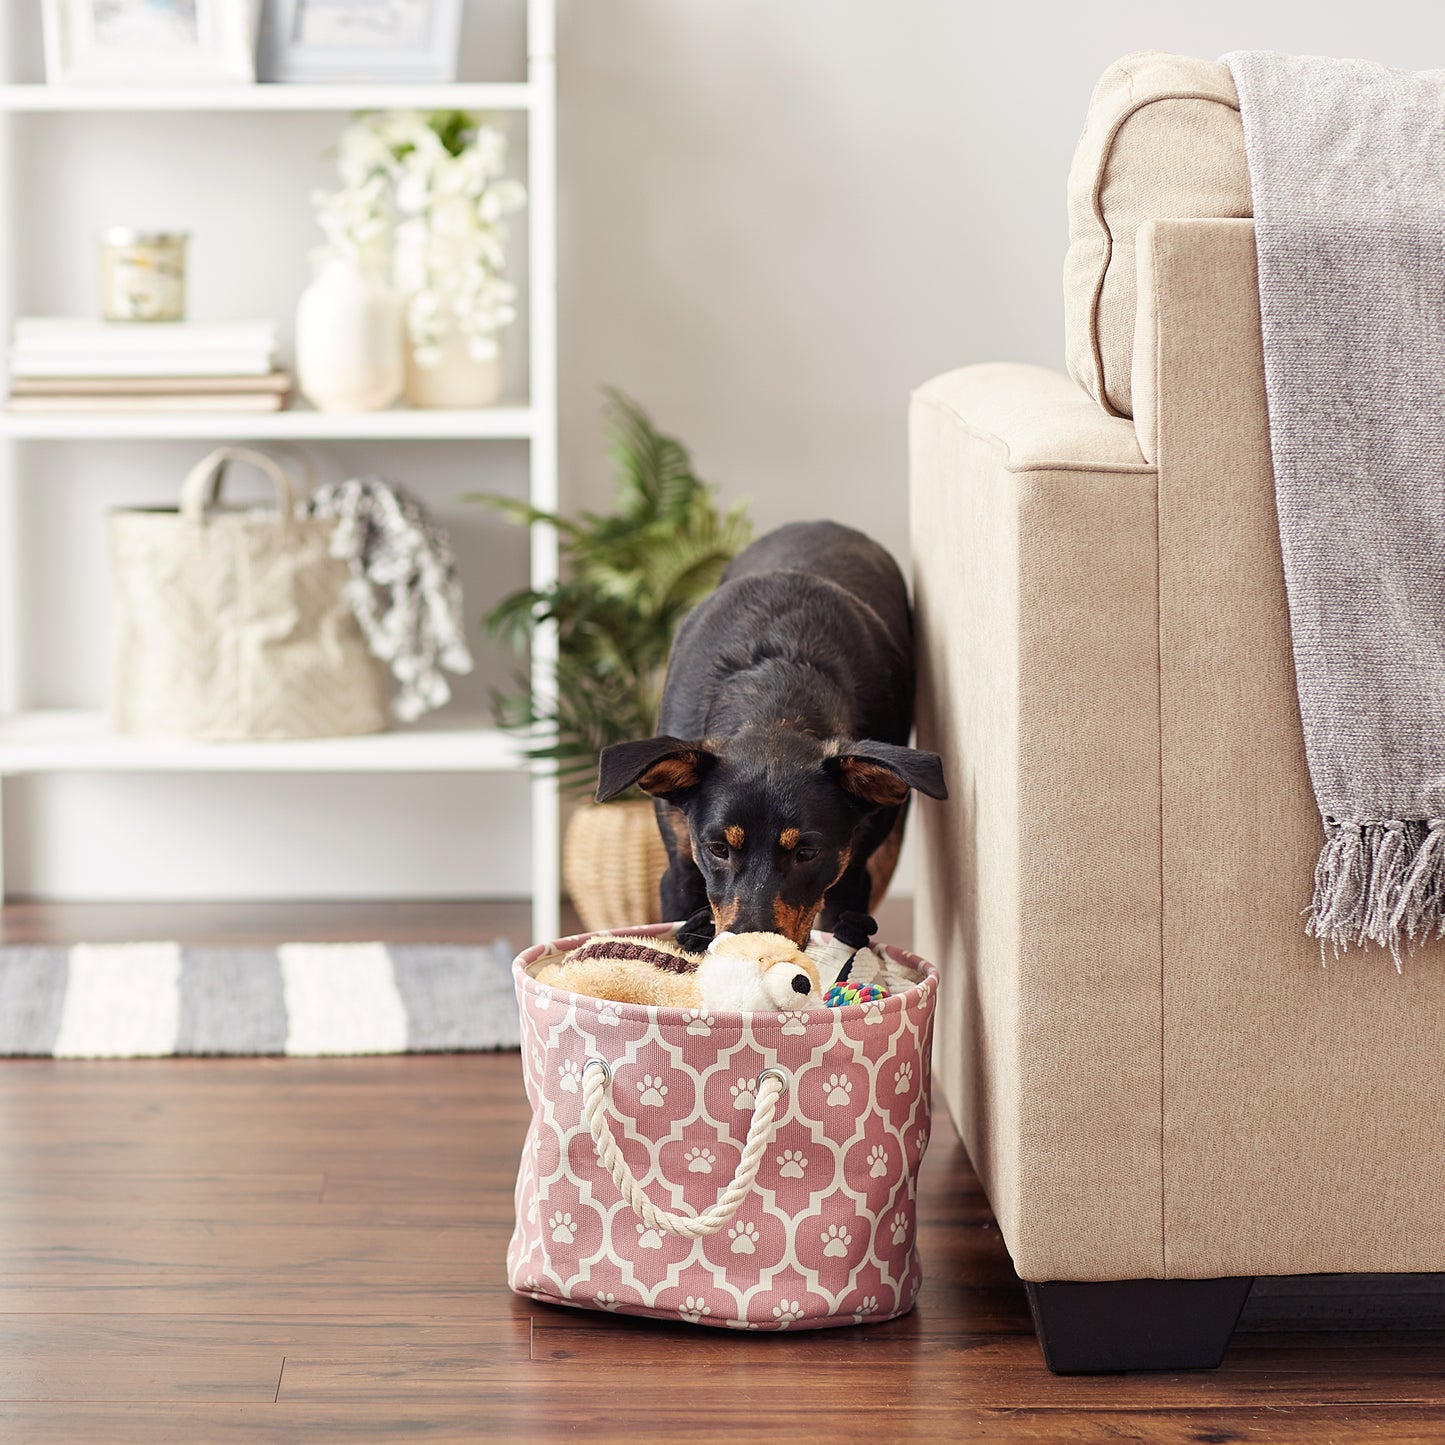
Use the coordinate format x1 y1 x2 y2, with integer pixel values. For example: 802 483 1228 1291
1064 52 1249 418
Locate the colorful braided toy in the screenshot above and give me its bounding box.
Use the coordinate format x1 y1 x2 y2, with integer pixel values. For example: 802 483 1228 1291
824 981 889 1008
815 916 891 1007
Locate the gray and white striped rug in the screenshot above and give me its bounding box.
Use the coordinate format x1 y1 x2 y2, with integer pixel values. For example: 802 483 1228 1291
0 941 519 1057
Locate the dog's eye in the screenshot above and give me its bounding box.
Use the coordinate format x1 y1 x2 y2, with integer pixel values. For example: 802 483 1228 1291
705 841 730 860
795 847 821 863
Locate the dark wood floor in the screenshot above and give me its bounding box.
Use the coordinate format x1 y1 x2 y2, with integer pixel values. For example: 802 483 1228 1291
1 901 1443 1443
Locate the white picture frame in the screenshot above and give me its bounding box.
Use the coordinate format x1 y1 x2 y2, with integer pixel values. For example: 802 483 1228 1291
41 0 259 85
258 0 463 84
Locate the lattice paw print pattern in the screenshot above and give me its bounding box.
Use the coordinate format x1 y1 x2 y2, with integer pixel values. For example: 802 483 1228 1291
507 923 937 1331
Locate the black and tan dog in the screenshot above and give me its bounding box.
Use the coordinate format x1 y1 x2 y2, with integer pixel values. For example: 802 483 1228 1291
596 521 946 952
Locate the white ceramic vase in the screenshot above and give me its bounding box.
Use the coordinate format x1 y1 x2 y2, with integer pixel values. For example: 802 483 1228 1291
404 331 504 409
295 256 404 412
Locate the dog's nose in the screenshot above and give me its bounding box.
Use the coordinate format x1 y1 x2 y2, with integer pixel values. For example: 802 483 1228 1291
712 893 814 950
790 973 811 995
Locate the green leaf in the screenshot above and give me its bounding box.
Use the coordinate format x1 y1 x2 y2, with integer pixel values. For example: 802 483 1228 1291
466 493 583 539
426 109 479 157
471 389 751 799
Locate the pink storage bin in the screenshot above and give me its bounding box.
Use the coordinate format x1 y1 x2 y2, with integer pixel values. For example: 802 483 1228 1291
506 923 937 1331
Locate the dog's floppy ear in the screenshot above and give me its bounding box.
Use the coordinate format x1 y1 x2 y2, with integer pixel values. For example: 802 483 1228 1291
826 740 948 807
596 736 716 802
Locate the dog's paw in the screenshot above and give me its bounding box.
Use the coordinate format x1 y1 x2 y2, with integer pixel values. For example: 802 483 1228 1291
676 908 715 954
833 911 878 949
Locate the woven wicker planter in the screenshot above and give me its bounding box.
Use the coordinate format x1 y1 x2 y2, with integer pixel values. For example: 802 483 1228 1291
563 799 670 932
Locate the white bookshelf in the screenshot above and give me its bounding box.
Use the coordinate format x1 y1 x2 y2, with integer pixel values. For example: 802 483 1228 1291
0 710 524 775
0 83 534 112
0 1 561 939
0 404 537 441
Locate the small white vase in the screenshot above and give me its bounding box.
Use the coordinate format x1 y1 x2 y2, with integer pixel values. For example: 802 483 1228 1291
404 332 504 409
295 256 404 412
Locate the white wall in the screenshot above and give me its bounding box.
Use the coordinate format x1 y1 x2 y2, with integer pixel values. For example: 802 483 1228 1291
557 0 1442 532
6 0 1434 899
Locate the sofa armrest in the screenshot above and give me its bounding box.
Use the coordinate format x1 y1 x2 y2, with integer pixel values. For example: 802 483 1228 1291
912 363 1154 475
909 363 1165 1281
1131 218 1261 466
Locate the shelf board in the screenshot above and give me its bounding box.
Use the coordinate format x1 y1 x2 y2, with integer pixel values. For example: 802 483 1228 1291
0 82 533 113
0 710 529 775
0 404 535 441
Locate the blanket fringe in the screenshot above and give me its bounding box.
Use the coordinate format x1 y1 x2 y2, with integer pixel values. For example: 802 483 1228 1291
1309 818 1445 964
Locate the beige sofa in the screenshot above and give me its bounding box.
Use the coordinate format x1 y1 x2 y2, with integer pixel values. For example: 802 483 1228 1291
910 52 1445 1372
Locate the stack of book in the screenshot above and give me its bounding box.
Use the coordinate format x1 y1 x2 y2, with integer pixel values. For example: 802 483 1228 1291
7 319 290 412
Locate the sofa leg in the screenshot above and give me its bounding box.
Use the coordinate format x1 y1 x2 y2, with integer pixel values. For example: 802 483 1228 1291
1024 1277 1253 1373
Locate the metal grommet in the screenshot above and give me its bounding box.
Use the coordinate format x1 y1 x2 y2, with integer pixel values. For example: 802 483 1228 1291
756 1066 790 1093
583 1056 612 1087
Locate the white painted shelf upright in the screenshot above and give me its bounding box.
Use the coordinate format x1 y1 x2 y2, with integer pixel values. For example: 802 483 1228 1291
0 1 561 942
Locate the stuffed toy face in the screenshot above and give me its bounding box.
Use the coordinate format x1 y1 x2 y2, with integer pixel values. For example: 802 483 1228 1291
702 931 824 1012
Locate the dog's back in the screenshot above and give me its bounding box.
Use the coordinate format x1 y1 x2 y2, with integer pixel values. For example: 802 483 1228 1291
660 521 913 745
719 521 911 646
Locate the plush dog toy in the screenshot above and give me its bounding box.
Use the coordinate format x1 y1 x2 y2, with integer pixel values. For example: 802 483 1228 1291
535 930 823 1013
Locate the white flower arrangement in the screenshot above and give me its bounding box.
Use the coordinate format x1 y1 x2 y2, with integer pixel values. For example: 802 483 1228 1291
312 110 527 367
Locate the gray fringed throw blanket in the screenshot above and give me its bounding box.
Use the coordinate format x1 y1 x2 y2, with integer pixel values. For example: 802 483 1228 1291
308 479 474 722
1224 52 1445 958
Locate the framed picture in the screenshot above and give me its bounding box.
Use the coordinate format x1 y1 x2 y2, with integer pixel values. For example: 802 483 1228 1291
258 0 463 83
41 0 258 84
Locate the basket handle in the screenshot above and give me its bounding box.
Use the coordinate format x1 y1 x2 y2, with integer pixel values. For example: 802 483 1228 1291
581 1058 787 1238
179 446 298 525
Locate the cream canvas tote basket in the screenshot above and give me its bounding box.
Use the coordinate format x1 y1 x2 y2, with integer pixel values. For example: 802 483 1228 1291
508 924 937 1331
109 446 387 741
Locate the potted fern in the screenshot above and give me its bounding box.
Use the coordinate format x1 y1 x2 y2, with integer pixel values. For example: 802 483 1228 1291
477 391 750 929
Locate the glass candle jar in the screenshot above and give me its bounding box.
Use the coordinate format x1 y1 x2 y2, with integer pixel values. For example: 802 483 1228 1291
100 229 188 322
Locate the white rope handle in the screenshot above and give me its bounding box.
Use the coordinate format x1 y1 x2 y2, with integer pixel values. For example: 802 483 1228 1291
582 1058 787 1239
